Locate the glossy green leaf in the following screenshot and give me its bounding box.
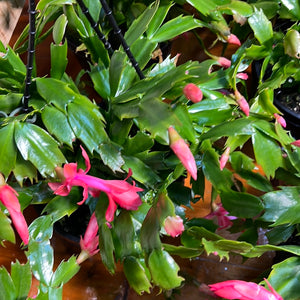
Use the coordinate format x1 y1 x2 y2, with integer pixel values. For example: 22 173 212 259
42 105 75 147
200 118 255 141
162 243 203 258
268 257 300 300
262 186 300 226
67 100 108 153
136 98 181 144
53 14 68 44
219 1 253 17
0 93 22 113
123 131 154 155
151 15 203 43
202 238 230 261
36 77 76 111
13 153 37 185
123 155 161 187
43 188 81 222
221 190 263 218
148 249 183 290
0 209 15 243
27 239 54 286
0 267 16 300
50 42 68 79
114 211 136 259
51 256 80 287
248 8 273 47
186 0 219 16
124 1 158 45
123 256 151 295
236 170 273 192
202 148 233 192
98 141 124 173
0 123 17 178
281 0 300 19
11 261 32 300
230 151 255 172
14 122 66 177
252 129 284 178
4 46 26 76
89 63 110 99
99 224 115 274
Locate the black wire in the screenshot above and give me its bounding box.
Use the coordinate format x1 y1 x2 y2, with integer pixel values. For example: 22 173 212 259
22 0 36 112
76 0 113 56
99 0 145 79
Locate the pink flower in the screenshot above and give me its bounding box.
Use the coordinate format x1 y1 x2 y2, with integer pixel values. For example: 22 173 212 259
164 215 184 237
0 174 29 245
235 90 249 116
49 146 143 223
168 126 197 180
219 147 231 171
217 57 231 68
291 140 300 147
227 33 241 46
204 203 236 230
236 73 248 80
77 213 99 264
183 83 203 103
274 113 286 128
209 279 283 300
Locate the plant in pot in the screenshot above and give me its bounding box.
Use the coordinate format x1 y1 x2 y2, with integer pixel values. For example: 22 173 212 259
0 0 300 299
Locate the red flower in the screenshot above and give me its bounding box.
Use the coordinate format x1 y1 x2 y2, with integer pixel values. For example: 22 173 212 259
0 175 29 245
217 57 231 68
291 140 300 147
168 127 197 180
164 215 184 237
183 83 203 103
209 279 283 300
204 203 236 230
236 73 248 80
77 213 99 264
49 146 143 223
274 113 286 128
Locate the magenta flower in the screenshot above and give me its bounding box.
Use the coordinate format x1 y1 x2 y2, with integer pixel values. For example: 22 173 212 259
183 83 203 103
0 174 29 245
204 203 236 230
219 147 231 171
236 73 249 80
164 215 184 237
291 140 300 147
226 33 241 46
235 90 249 116
209 279 283 300
217 57 231 68
168 126 197 180
49 146 143 223
274 113 286 128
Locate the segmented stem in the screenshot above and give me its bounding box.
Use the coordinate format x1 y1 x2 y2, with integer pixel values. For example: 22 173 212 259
22 0 36 112
99 0 145 79
76 0 113 56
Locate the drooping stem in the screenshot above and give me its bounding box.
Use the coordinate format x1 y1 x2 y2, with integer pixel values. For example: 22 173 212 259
99 0 145 79
22 0 37 112
76 0 113 56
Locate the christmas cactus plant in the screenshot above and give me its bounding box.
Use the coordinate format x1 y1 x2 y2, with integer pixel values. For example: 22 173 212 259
0 0 300 299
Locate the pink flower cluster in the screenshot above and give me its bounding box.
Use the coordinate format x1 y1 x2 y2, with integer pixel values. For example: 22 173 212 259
49 146 143 223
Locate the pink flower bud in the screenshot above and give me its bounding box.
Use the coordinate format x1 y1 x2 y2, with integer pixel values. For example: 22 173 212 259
236 73 248 80
168 126 197 180
217 57 231 68
274 113 286 128
234 90 249 116
227 34 241 46
209 279 283 300
219 147 231 171
164 215 184 237
291 140 300 147
183 83 203 103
